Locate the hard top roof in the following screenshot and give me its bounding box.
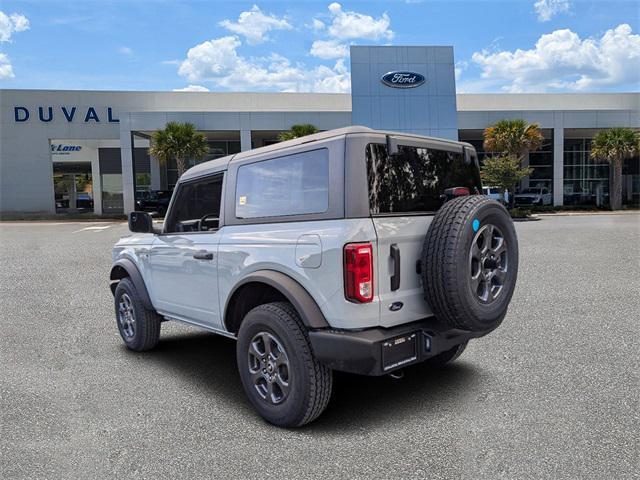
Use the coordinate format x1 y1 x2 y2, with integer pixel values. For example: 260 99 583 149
180 125 469 181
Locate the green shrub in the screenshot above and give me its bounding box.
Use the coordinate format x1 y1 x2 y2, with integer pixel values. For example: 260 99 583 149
509 208 532 218
529 205 555 212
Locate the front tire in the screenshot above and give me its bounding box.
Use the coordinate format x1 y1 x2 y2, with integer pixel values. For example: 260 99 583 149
114 277 161 351
236 302 333 427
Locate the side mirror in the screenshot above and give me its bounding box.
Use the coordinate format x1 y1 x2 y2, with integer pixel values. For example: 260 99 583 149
128 211 155 233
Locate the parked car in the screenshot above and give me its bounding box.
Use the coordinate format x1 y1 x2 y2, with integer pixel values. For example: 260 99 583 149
136 190 172 216
110 126 519 427
76 192 94 210
135 190 151 209
55 193 69 209
482 186 508 204
514 187 552 206
55 192 93 210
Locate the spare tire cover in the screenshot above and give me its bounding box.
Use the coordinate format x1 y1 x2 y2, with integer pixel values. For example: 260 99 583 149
421 195 518 332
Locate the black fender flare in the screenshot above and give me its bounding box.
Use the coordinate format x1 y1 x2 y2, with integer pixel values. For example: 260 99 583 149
109 258 153 310
225 270 330 330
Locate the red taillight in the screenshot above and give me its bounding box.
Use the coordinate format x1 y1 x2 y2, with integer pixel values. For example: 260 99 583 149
445 186 471 197
344 243 374 303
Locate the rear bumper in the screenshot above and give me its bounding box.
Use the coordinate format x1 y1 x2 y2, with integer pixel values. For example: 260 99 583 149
308 318 491 376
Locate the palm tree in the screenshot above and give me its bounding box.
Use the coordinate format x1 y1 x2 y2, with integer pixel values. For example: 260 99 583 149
483 119 544 207
483 119 544 159
590 127 640 210
148 122 209 179
278 124 319 141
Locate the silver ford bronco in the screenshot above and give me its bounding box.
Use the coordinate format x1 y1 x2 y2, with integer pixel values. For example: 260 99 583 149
110 126 518 427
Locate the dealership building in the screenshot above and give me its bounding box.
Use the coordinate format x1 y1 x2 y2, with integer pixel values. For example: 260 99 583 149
1 45 638 216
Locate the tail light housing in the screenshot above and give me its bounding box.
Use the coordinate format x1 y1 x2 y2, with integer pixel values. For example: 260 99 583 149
344 243 374 303
444 186 470 197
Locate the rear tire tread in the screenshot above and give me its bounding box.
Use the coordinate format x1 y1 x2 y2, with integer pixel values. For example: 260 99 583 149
422 195 507 330
241 302 332 427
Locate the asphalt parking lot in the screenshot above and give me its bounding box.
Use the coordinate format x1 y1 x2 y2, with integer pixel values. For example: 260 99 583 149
1 214 639 479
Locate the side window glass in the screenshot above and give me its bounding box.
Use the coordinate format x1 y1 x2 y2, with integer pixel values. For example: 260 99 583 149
166 174 223 233
235 148 329 219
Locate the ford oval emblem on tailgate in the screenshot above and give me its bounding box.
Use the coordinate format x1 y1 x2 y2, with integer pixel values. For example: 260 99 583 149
389 301 404 311
381 71 425 89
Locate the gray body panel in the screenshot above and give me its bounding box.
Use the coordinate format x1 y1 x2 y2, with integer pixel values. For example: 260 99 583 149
112 127 478 332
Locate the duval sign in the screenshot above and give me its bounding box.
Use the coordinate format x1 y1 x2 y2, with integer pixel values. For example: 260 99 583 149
14 106 119 123
381 71 426 88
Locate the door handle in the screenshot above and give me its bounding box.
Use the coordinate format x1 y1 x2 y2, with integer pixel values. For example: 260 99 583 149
193 252 214 261
390 244 400 291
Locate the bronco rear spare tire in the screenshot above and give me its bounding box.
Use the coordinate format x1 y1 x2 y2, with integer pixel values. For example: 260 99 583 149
421 195 518 332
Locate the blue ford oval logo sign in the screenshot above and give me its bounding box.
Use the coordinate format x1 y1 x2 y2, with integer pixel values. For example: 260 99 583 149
381 71 426 88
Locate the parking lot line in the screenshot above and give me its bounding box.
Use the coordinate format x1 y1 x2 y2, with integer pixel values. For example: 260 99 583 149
72 225 114 233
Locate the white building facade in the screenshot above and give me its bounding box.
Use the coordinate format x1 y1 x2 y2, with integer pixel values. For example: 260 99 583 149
1 46 638 216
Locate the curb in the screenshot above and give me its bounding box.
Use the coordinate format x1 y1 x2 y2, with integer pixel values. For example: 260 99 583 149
534 211 639 217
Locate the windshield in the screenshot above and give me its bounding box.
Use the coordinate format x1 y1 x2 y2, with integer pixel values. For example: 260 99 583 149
366 143 482 214
521 188 541 194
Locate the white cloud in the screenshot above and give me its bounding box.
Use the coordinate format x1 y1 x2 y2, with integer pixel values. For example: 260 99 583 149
311 58 350 93
310 39 349 59
0 11 29 42
177 4 396 92
324 3 393 41
533 0 570 22
173 85 210 92
311 18 325 32
454 60 468 81
118 46 133 56
219 5 292 45
177 35 350 93
471 24 640 92
308 4 393 60
178 36 243 82
0 52 14 79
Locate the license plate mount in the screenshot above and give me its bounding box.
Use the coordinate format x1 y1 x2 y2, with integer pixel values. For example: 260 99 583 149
381 332 418 371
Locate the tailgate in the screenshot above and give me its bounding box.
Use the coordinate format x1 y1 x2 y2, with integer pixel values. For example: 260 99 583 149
372 216 434 328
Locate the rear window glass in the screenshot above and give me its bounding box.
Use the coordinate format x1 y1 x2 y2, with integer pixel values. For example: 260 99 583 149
235 148 329 219
366 143 481 214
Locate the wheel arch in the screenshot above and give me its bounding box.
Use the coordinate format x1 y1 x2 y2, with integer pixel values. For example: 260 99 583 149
109 258 153 310
224 270 330 334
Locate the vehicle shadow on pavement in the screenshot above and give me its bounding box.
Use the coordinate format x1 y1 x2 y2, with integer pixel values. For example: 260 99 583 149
308 363 480 432
143 331 481 431
141 331 253 414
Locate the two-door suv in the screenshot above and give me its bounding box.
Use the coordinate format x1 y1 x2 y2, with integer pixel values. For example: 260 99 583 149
110 126 518 427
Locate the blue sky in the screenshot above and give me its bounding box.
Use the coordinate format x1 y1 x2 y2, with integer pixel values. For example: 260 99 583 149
1 0 638 93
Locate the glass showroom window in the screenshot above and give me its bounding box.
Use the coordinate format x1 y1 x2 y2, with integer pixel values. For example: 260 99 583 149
625 157 640 207
458 129 554 200
563 138 610 206
134 148 151 192
527 132 554 198
102 174 124 213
